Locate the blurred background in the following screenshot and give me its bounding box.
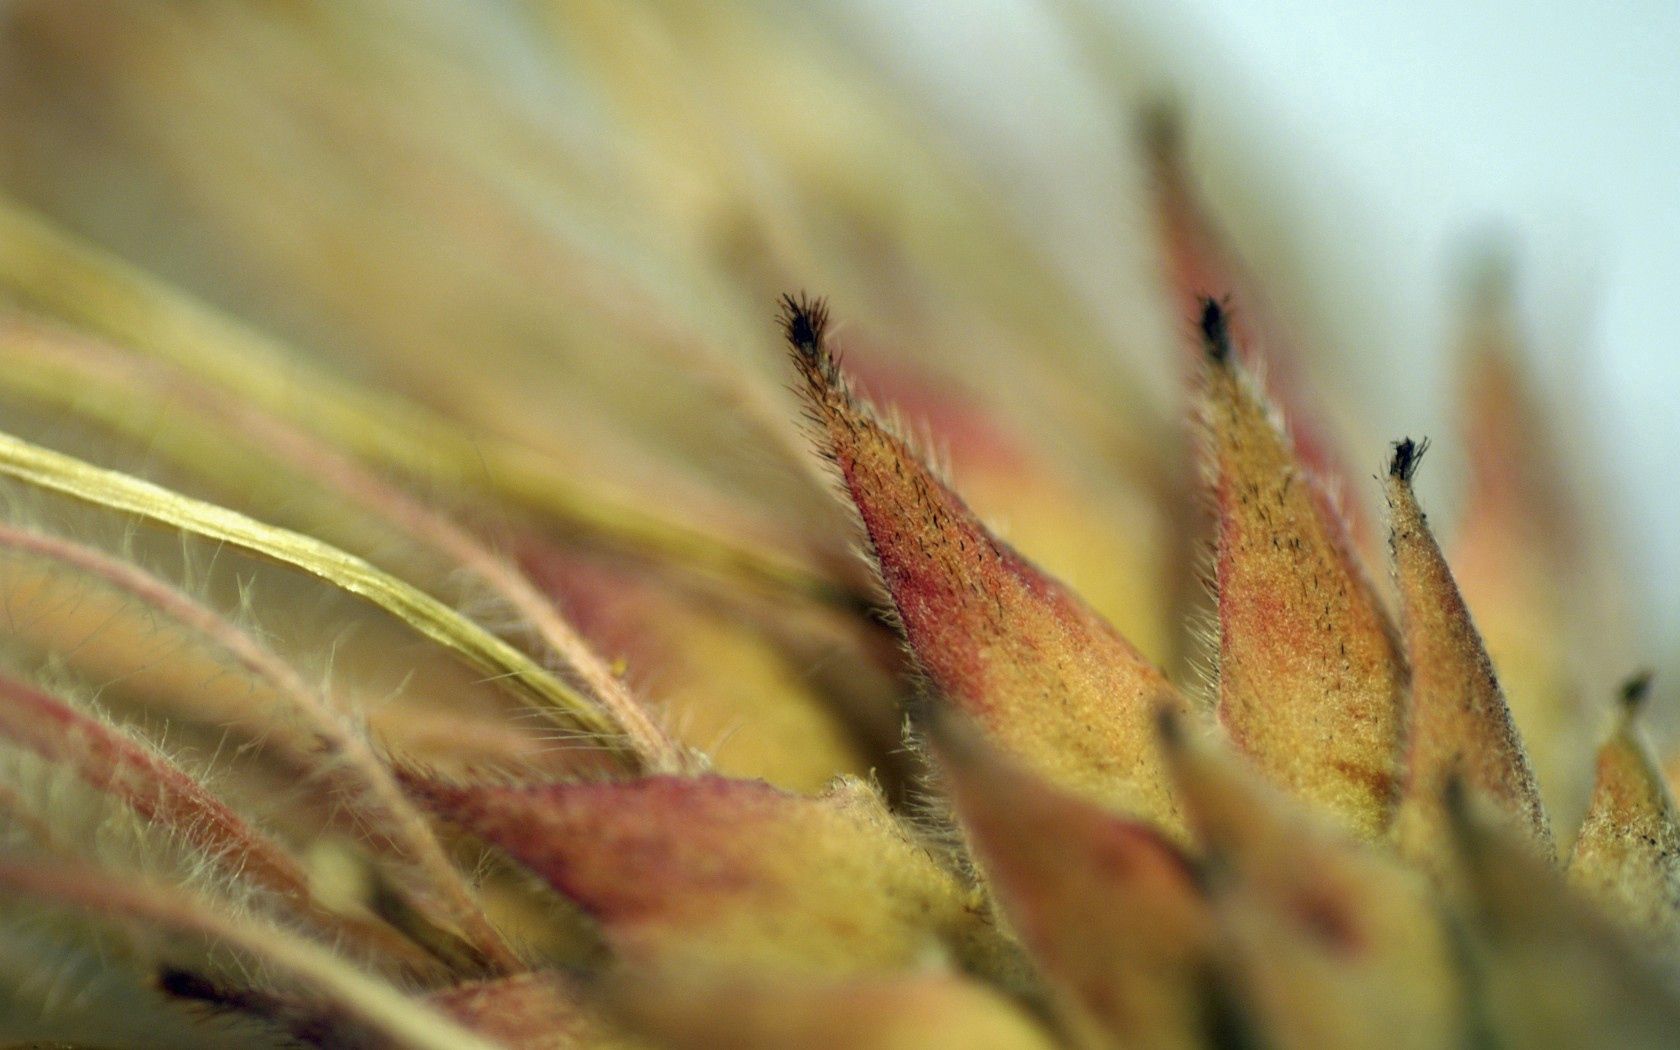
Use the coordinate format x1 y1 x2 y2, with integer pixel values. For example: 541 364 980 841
832 0 1680 636
0 0 1672 710
0 4 1673 1039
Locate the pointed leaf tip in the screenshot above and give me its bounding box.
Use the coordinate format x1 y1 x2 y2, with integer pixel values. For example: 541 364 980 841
1146 120 1374 551
1386 456 1551 867
1198 296 1232 362
1200 346 1404 838
778 291 831 361
1138 97 1183 156
1620 671 1655 716
1569 676 1680 947
1389 436 1429 484
789 301 1186 825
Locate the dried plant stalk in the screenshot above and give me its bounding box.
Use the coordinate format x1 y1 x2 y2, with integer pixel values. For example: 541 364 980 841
0 425 629 761
0 197 844 608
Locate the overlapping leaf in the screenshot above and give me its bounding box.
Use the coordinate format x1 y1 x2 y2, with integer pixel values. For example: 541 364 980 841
784 294 1186 827
1196 301 1405 837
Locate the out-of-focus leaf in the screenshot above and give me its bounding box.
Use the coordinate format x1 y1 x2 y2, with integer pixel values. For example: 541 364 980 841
519 544 871 793
1142 109 1366 550
404 772 996 976
1449 779 1680 1049
606 971 1058 1050
429 972 645 1050
1569 675 1680 950
930 715 1216 1049
1159 710 1466 1049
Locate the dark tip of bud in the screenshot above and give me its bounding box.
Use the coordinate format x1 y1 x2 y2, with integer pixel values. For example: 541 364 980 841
1198 296 1232 363
158 966 222 1003
1138 97 1183 160
158 966 263 1015
1460 235 1518 308
904 690 941 734
1154 700 1185 750
1620 671 1655 715
778 292 830 360
1437 766 1490 868
1389 436 1430 483
1439 766 1468 823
